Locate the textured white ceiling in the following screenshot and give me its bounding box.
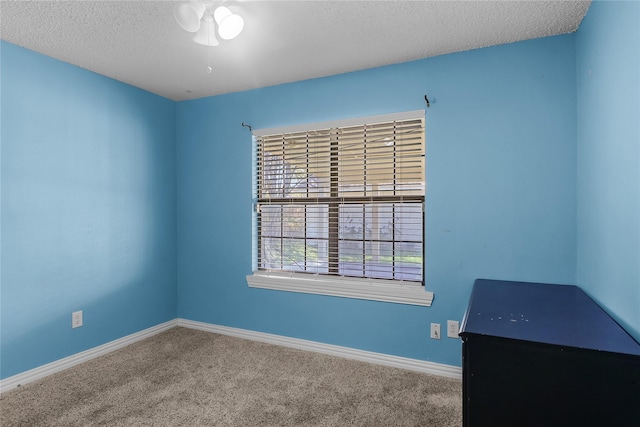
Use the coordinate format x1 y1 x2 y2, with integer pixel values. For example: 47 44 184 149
1 0 591 101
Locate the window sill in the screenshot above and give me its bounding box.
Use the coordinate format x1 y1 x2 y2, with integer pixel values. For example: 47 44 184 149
246 272 433 306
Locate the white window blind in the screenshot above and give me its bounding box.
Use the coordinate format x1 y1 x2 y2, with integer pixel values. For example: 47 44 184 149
254 114 425 285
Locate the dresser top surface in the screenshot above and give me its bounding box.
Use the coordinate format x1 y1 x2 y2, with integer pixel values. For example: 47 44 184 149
459 279 640 355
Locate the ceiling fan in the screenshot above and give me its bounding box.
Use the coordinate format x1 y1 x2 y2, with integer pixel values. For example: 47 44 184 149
174 1 244 47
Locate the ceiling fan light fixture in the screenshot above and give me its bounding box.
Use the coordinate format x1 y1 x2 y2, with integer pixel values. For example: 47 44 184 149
214 6 244 40
213 6 231 24
192 17 220 46
174 2 205 33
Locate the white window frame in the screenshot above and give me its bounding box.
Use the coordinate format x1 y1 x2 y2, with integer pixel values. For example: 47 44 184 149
246 110 433 307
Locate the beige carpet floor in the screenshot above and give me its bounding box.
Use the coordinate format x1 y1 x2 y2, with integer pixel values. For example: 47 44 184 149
0 327 462 426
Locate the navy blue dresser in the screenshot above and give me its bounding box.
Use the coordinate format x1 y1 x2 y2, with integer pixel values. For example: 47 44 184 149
459 279 640 426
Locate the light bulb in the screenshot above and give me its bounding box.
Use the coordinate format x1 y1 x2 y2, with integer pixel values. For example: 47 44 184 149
214 6 244 40
213 6 232 24
218 14 244 40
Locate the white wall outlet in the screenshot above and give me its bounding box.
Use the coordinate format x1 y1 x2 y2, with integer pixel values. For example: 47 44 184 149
447 320 460 338
430 323 441 339
72 310 83 328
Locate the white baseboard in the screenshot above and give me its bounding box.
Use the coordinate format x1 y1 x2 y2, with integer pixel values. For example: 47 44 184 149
0 320 177 394
177 318 462 380
1 318 461 394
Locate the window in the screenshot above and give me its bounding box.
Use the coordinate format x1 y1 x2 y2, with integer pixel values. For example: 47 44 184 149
246 111 433 306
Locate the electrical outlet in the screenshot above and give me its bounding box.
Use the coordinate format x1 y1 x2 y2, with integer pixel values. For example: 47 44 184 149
447 320 460 338
430 323 441 339
72 310 83 328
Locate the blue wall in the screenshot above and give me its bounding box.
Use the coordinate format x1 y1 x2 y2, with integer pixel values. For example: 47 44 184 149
3 0 637 380
1 42 177 379
177 34 577 367
576 1 640 341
